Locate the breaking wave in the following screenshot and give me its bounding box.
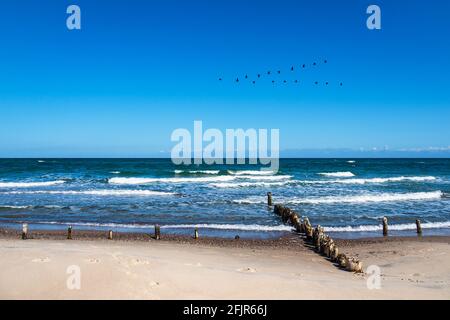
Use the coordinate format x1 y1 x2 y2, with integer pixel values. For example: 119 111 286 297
318 172 355 177
297 176 437 185
4 190 175 196
287 191 443 204
325 221 450 232
0 180 66 188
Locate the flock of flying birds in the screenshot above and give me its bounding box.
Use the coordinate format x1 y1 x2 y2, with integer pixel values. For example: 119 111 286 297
218 59 343 87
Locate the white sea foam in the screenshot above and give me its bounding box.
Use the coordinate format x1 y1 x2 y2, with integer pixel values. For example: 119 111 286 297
228 170 275 176
238 175 292 181
210 181 289 188
232 197 265 204
109 176 235 184
347 160 356 163
37 160 45 163
4 190 175 196
174 170 220 174
297 176 437 185
36 221 293 232
0 205 30 209
0 180 66 188
110 171 121 174
287 191 443 204
318 172 355 177
325 221 450 232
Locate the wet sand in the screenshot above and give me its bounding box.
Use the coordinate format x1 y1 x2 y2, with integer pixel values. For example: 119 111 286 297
0 228 449 299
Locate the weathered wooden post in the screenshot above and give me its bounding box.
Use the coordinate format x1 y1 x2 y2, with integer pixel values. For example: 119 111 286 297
194 227 199 239
22 223 28 240
67 226 72 240
416 219 422 235
382 217 388 236
108 230 113 240
155 224 161 240
267 192 273 206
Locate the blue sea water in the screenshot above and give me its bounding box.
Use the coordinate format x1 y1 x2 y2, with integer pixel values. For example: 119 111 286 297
0 158 449 239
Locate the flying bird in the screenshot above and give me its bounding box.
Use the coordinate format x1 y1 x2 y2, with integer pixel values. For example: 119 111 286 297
313 62 317 66
267 71 271 75
277 70 281 74
315 81 318 85
252 80 256 84
236 78 239 83
218 78 222 81
245 74 248 79
257 74 261 78
324 59 328 63
302 64 306 68
291 66 294 71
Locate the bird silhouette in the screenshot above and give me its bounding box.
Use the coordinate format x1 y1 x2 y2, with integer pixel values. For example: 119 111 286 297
267 71 271 75
252 80 256 84
283 80 287 83
340 82 343 86
315 81 318 85
302 64 306 68
294 80 298 83
257 74 261 78
218 78 222 81
324 59 328 63
277 70 281 74
313 62 317 66
325 82 329 85
245 74 248 79
236 78 239 83
291 66 294 71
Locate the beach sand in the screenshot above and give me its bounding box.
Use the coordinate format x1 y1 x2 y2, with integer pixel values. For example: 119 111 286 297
0 229 449 299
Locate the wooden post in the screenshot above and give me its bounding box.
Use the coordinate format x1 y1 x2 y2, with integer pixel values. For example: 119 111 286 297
267 192 273 206
382 217 388 236
22 223 28 240
108 230 113 240
155 225 161 240
194 227 199 239
67 226 72 240
416 219 422 235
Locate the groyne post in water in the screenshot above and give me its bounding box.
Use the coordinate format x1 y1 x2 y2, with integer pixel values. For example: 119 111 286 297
67 226 72 240
416 219 422 235
155 225 161 240
22 223 28 240
267 192 273 206
194 227 199 239
382 217 388 236
108 230 113 240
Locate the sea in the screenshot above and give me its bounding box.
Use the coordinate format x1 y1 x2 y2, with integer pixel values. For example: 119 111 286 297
0 158 449 239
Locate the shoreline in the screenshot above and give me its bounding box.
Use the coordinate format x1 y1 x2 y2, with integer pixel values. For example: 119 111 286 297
0 227 449 299
2 226 450 247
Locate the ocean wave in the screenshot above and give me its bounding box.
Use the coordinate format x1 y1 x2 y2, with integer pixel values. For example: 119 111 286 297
297 176 437 185
109 176 235 184
318 172 355 177
232 197 265 204
228 170 275 176
110 171 121 174
239 175 292 181
32 221 293 232
346 160 356 164
287 191 443 204
210 181 289 188
0 180 66 188
174 170 220 175
4 190 175 196
325 221 450 232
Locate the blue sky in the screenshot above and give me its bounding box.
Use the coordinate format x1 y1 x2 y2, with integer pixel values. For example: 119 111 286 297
0 0 449 157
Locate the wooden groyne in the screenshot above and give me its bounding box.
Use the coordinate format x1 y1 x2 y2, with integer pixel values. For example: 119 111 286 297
273 203 363 272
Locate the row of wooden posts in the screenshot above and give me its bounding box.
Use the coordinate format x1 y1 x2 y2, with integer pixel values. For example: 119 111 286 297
270 197 363 273
21 224 200 241
269 192 424 238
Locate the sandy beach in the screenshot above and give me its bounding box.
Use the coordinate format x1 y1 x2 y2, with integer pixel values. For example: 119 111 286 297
0 229 449 299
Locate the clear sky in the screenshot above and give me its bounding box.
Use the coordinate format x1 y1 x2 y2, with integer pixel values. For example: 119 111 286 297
0 0 449 157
